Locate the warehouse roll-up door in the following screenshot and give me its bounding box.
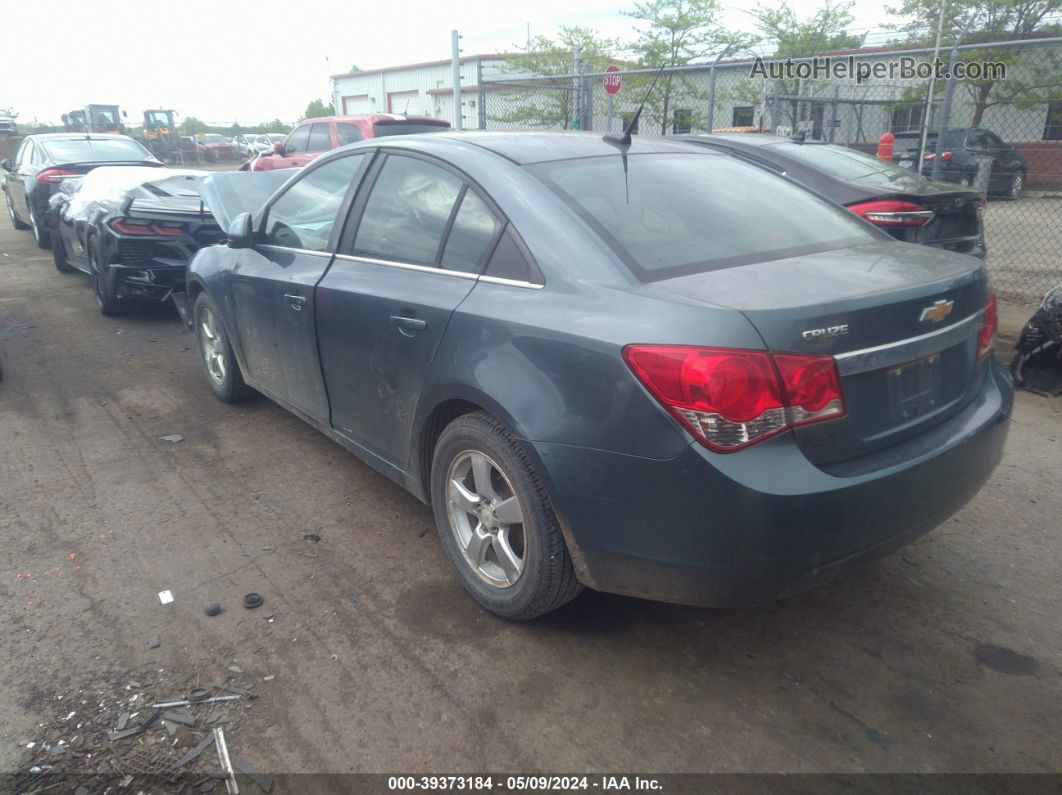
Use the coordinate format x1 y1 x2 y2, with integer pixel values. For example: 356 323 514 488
387 90 420 115
342 94 371 114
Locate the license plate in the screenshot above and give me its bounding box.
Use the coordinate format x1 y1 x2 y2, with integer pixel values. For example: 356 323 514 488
887 353 942 422
898 159 913 169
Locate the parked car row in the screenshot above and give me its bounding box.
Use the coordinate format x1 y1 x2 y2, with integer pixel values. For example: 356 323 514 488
2 126 1013 621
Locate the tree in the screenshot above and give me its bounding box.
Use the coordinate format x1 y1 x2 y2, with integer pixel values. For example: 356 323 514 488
887 0 1062 128
267 118 289 133
748 0 865 130
491 26 621 129
300 98 335 121
626 0 754 134
179 116 206 135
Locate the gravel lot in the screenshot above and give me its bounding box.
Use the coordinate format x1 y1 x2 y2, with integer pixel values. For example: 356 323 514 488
984 195 1062 302
0 212 1060 783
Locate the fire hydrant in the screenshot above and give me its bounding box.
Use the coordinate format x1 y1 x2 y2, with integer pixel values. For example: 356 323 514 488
877 131 895 161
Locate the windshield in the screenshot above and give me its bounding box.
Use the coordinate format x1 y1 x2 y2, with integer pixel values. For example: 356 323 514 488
773 143 930 186
529 153 874 281
371 122 449 137
42 137 152 163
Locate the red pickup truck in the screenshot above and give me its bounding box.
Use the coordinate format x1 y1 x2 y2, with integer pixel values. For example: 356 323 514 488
247 114 451 171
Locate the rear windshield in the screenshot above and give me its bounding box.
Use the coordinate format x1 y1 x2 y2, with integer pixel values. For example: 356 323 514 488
42 138 151 163
772 143 928 186
529 153 874 281
371 122 449 137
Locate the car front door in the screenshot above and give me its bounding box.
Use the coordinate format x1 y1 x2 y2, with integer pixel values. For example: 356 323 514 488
316 152 504 467
230 152 369 421
983 131 1019 191
273 124 311 169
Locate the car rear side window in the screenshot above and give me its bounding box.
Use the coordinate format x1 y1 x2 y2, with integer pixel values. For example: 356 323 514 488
337 124 362 146
262 153 365 251
352 155 462 266
285 126 311 153
308 123 332 152
529 153 874 281
440 190 501 272
371 122 449 137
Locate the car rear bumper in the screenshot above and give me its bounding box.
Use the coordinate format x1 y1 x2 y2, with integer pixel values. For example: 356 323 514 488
533 360 1012 607
108 262 187 302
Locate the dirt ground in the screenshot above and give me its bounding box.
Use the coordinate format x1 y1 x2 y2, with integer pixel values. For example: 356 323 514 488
0 213 1060 784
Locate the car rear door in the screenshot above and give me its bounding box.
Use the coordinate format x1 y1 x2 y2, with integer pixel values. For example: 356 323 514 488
7 140 33 213
316 151 504 467
230 152 370 421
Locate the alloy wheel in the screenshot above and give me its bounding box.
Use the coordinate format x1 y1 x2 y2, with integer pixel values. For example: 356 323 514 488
199 306 227 385
1010 173 1023 198
446 450 527 588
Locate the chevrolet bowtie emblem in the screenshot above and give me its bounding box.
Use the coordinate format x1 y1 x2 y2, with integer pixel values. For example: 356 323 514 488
919 299 954 323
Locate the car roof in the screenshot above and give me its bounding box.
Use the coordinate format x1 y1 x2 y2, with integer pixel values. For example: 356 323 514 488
300 114 449 125
431 131 719 165
28 133 135 141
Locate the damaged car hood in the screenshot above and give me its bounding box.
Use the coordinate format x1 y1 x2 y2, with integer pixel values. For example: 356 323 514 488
195 170 292 231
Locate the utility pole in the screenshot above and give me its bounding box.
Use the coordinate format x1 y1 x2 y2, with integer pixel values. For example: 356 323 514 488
918 0 947 162
572 43 581 129
451 30 463 131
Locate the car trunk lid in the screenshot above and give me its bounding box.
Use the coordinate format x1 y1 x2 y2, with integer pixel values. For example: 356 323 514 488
648 240 990 465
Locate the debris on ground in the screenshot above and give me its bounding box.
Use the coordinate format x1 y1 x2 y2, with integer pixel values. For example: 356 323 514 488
302 533 321 543
242 593 263 609
205 602 222 617
158 590 174 605
1011 284 1062 396
159 434 185 444
147 637 161 650
11 670 260 793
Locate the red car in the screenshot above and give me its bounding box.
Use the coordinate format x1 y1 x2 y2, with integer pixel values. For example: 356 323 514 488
197 134 239 162
247 114 450 171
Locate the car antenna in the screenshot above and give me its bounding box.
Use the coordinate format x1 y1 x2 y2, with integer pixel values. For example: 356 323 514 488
602 64 665 204
603 64 665 148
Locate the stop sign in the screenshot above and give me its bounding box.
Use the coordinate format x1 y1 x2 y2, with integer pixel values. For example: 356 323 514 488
603 65 622 95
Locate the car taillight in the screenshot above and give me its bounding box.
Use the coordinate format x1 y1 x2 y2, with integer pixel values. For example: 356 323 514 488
924 150 953 162
36 168 78 183
623 346 845 452
109 219 186 237
848 200 935 228
977 291 998 362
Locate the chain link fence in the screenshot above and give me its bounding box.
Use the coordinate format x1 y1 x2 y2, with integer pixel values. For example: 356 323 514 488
480 37 1062 303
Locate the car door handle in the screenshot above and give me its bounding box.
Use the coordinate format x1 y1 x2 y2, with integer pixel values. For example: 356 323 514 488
390 315 427 336
284 293 306 311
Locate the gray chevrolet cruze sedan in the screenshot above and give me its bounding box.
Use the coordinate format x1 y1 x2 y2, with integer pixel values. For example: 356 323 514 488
187 132 1012 619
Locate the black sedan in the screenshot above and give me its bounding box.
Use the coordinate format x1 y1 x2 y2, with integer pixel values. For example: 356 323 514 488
50 167 289 316
2 133 161 249
678 133 986 259
892 128 1027 197
187 132 1011 620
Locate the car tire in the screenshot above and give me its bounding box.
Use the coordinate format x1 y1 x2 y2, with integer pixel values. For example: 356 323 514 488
52 232 76 273
89 237 123 316
430 411 582 620
958 175 972 188
29 205 51 249
193 292 257 402
6 191 30 230
1009 172 1024 199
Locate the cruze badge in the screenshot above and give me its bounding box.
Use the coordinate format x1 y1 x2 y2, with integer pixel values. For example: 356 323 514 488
919 299 954 323
801 324 849 341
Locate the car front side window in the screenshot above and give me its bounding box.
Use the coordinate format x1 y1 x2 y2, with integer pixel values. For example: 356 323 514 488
285 125 312 153
308 123 332 152
262 154 366 252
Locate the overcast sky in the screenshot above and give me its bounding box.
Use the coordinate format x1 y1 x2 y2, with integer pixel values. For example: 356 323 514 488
6 0 900 127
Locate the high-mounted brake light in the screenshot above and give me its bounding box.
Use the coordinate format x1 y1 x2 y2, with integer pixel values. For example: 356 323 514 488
848 200 935 228
976 291 998 362
36 168 78 184
623 346 846 452
109 218 186 237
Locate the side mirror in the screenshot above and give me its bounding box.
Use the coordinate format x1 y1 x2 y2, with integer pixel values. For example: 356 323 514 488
273 142 286 155
0 159 10 172
227 212 254 249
